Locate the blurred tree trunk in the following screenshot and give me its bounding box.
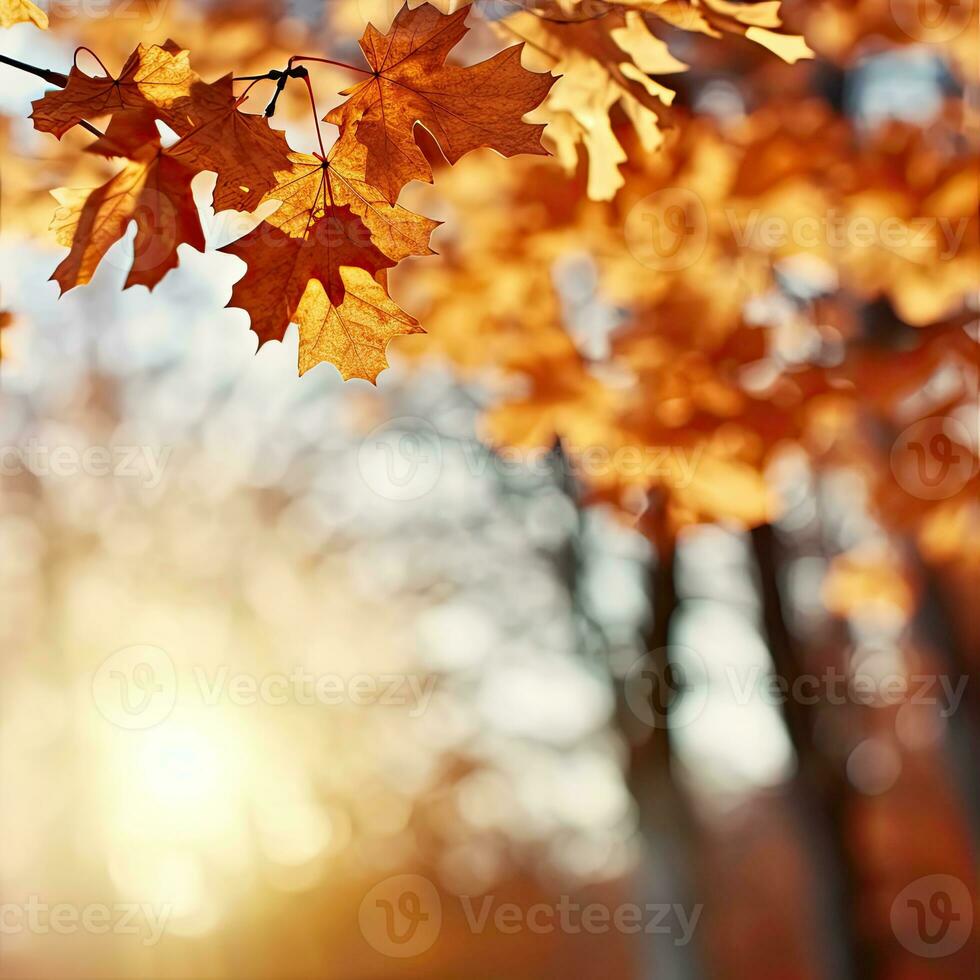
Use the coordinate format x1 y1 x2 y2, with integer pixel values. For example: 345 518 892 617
751 523 873 980
627 503 704 980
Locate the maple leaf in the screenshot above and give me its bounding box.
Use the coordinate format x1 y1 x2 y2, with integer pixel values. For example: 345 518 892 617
48 112 205 293
30 42 195 139
0 0 47 29
258 136 440 262
221 210 420 381
501 0 812 199
325 2 556 204
295 269 422 382
163 74 292 213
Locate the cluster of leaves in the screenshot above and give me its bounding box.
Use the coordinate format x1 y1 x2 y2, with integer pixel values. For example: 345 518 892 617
5 2 555 381
407 95 977 547
496 0 813 199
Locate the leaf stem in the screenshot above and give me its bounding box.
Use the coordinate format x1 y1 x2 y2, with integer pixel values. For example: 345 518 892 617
289 55 372 76
299 70 326 158
73 46 111 77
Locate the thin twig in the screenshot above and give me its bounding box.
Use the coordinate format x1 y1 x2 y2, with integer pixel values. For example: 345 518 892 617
0 54 105 138
289 55 373 76
0 52 67 88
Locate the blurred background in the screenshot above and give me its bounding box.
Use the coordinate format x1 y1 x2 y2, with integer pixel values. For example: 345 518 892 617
0 1 977 978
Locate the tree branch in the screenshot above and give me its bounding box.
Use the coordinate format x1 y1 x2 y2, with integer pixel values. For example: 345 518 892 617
0 53 104 139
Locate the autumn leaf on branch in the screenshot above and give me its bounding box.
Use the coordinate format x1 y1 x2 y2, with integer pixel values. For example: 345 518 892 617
48 111 206 293
163 73 292 213
0 0 47 29
222 216 421 382
30 42 196 138
10 1 555 381
220 135 435 381
325 2 557 203
256 137 440 263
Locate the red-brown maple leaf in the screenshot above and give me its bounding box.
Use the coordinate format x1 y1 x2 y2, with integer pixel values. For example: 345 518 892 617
31 42 195 139
49 111 205 293
326 2 556 203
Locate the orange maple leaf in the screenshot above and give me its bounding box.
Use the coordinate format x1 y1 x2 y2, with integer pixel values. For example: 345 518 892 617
296 270 422 382
49 112 205 293
30 42 195 139
0 0 47 29
164 74 292 213
259 137 440 262
222 215 420 382
326 2 556 203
